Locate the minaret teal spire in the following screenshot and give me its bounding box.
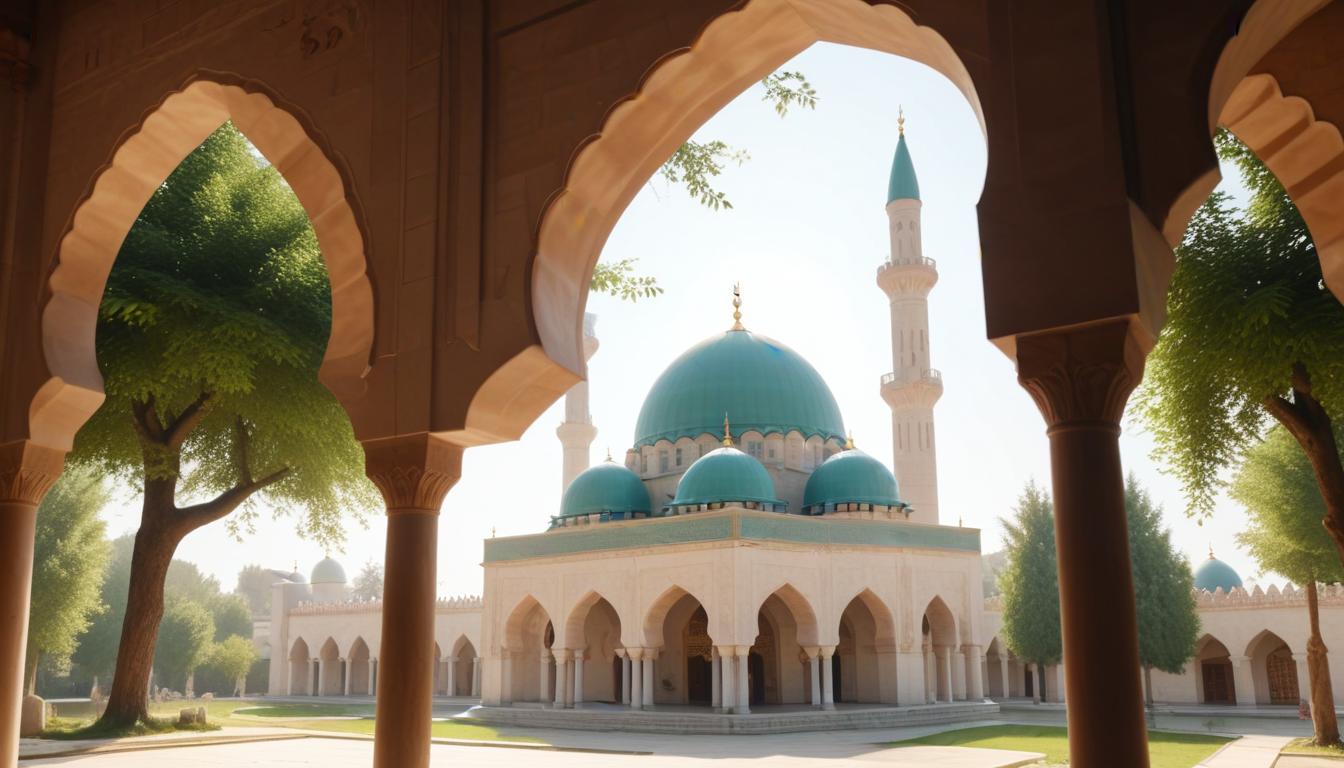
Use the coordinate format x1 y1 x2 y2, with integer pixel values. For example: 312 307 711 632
886 107 921 203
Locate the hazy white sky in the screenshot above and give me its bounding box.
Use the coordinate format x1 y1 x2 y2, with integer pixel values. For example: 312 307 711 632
100 43 1265 597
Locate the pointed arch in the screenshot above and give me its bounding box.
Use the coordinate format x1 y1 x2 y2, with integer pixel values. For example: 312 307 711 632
642 585 715 648
348 637 371 695
757 583 820 646
503 595 552 652
840 588 897 648
36 76 375 451
1245 629 1300 705
563 590 624 649
922 595 958 647
1195 633 1236 705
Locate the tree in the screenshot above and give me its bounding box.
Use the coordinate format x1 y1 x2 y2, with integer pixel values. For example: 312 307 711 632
153 598 214 694
980 550 1007 598
209 594 253 642
351 560 383 602
24 464 111 694
72 536 134 684
1234 425 1344 745
589 70 821 302
997 482 1061 703
1136 130 1344 563
234 564 276 616
205 635 258 697
75 123 378 727
1126 475 1200 707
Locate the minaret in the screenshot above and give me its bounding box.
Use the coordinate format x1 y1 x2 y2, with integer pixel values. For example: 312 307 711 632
877 110 942 525
557 312 600 492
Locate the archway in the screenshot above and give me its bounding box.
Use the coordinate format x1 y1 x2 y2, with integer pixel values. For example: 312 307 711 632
348 637 370 695
1246 630 1300 705
752 586 819 706
451 637 478 697
836 590 895 704
922 596 957 703
1196 635 1236 705
645 587 715 706
503 597 555 704
288 638 311 695
317 638 341 697
564 593 624 704
36 78 374 452
985 637 1008 699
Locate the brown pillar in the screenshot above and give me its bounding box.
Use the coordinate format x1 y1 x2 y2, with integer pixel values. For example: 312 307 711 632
0 442 64 766
364 434 461 768
1017 319 1149 767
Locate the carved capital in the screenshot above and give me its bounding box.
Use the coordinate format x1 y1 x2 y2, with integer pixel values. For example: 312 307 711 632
362 433 462 513
1015 318 1147 430
0 440 67 505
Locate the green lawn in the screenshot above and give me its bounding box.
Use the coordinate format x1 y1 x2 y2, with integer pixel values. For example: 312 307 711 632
1282 737 1344 758
280 718 545 743
231 703 376 719
889 725 1231 768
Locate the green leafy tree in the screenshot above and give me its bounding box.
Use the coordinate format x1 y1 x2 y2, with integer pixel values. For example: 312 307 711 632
209 594 253 642
351 560 383 602
1136 130 1344 563
234 564 276 616
24 464 111 694
153 598 214 693
1234 426 1344 745
72 536 134 684
204 635 258 697
1126 475 1200 706
997 482 1061 702
75 123 378 727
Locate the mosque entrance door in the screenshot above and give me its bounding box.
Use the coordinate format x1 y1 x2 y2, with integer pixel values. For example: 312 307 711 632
1201 661 1234 704
1266 646 1298 705
612 656 624 702
831 654 843 704
684 607 713 704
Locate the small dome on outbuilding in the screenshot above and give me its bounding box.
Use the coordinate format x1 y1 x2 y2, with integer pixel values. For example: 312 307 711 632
311 557 347 585
1194 551 1242 593
803 448 905 513
671 445 782 509
559 461 652 520
286 568 307 584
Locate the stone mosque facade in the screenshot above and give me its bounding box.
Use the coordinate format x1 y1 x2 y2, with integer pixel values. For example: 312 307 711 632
266 127 1344 716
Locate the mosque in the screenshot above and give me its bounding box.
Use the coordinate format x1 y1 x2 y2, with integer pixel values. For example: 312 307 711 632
264 124 1344 720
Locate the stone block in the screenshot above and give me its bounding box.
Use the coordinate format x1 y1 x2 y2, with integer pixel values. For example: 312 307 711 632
20 694 45 736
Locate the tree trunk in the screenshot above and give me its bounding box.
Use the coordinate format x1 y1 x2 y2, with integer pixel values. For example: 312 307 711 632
97 520 179 728
24 649 39 696
1144 665 1154 708
1264 365 1344 565
1306 580 1341 746
1031 663 1041 704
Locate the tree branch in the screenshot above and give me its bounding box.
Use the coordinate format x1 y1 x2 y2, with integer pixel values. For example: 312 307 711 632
130 395 165 444
176 466 292 532
232 416 252 486
164 391 214 448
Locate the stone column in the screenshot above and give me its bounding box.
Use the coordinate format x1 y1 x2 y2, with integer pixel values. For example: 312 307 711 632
711 649 721 709
1295 654 1311 704
1017 320 1149 766
807 647 821 708
999 656 1010 700
964 645 984 700
317 659 326 696
0 441 61 768
718 647 736 713
629 650 643 710
286 660 294 696
619 650 631 705
366 435 461 768
472 657 481 697
896 651 926 706
540 651 553 705
447 657 458 697
573 653 584 708
501 652 513 705
937 646 953 703
369 659 377 696
820 646 835 710
1232 655 1256 706
343 659 352 696
734 647 751 714
953 649 967 700
641 649 655 708
310 660 318 696
552 650 566 707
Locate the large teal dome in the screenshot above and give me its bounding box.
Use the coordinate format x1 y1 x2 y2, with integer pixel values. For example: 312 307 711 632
311 557 346 585
803 449 904 512
634 329 845 448
559 461 651 520
671 446 782 507
1194 555 1243 592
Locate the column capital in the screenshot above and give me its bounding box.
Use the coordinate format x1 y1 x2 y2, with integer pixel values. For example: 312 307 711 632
804 646 820 659
734 645 751 658
0 440 65 505
552 648 571 661
819 645 836 658
1015 318 1146 430
615 648 626 659
627 648 644 661
362 433 462 513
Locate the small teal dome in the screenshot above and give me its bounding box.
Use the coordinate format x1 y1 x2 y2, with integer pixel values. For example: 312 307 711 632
803 449 905 511
286 569 307 584
634 329 845 449
1194 555 1243 592
311 557 346 585
671 446 782 508
560 462 652 519
887 132 920 203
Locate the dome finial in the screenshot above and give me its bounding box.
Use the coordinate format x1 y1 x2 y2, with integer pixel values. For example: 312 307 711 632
731 283 745 331
723 413 734 447
605 446 613 462
1209 543 1215 560
845 431 855 450
898 105 905 136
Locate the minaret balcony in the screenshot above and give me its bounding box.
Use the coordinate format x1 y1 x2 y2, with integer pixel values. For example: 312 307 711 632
877 257 938 297
880 368 943 409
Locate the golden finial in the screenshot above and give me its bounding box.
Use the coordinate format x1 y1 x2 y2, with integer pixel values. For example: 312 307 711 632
722 413 734 447
491 526 497 538
731 283 744 331
898 105 905 136
1208 544 1215 560
605 447 613 462
845 431 855 450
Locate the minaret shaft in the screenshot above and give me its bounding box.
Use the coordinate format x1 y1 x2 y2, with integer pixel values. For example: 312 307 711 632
878 196 942 525
557 313 600 492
